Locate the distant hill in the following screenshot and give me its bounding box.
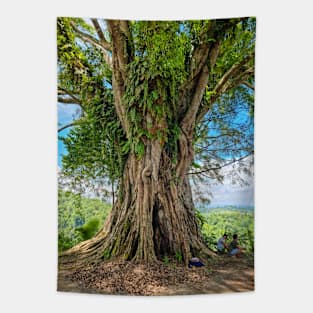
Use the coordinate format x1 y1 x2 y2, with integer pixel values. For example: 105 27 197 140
197 205 254 213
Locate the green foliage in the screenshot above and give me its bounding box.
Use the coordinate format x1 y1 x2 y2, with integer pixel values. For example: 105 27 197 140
131 21 188 83
192 18 255 178
175 251 183 263
162 255 170 265
75 218 100 241
58 189 111 252
58 17 126 185
123 21 190 158
195 209 207 227
212 18 255 82
61 90 127 184
199 208 254 253
58 18 255 204
57 17 88 82
58 233 75 252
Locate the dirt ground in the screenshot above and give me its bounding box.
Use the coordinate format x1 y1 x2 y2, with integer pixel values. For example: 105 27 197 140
57 255 254 296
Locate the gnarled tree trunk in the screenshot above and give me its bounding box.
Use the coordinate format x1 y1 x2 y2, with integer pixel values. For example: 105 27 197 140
58 18 255 271
59 133 214 270
58 20 225 271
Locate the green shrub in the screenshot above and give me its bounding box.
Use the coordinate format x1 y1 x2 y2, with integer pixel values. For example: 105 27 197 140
200 208 254 254
58 189 111 251
75 218 100 241
175 251 183 263
163 255 170 265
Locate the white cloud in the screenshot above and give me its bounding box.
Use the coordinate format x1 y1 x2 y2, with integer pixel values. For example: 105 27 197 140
192 155 254 207
209 183 254 207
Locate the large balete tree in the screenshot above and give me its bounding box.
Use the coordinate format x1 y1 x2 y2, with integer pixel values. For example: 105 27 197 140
57 18 255 269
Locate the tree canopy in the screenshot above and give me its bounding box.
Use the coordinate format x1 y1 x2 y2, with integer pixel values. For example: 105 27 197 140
58 18 255 198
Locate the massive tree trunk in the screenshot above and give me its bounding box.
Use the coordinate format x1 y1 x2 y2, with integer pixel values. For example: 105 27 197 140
58 20 227 270
58 18 255 271
59 132 215 270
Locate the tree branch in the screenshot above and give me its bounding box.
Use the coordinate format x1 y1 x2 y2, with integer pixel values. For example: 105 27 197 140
216 67 254 96
196 52 255 123
179 40 222 134
180 22 217 95
58 87 84 109
242 81 255 90
58 96 81 105
213 52 254 95
106 20 130 82
106 20 132 137
90 18 111 51
70 21 112 68
181 65 209 134
58 87 80 100
179 20 242 125
58 122 75 133
187 153 253 175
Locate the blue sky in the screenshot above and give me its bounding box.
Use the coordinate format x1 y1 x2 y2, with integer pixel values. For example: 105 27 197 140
58 103 81 166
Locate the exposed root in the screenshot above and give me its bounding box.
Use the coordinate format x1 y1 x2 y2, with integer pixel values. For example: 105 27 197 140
59 145 216 271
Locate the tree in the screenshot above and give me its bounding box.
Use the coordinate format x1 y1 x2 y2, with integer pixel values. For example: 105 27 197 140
57 17 255 269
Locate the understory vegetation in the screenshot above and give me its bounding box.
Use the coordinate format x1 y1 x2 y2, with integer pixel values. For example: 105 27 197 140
58 190 111 252
58 190 254 256
199 209 254 254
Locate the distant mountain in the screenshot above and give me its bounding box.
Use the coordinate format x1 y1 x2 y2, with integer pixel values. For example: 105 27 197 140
197 205 254 213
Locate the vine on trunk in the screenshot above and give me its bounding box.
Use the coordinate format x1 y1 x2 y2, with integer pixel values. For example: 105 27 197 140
58 18 255 269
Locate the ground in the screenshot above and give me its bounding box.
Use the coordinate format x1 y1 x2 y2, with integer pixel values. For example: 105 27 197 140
58 255 254 296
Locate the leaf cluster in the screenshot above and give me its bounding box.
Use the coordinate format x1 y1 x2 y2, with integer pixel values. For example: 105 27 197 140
58 18 255 192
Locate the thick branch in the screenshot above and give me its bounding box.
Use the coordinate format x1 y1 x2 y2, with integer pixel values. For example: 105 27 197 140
58 87 80 100
58 87 84 109
106 20 130 82
180 22 217 95
196 53 255 123
178 20 237 123
213 52 255 95
188 45 210 87
58 96 80 105
71 21 112 68
181 65 209 134
226 67 254 92
90 18 111 50
208 41 221 70
106 20 132 137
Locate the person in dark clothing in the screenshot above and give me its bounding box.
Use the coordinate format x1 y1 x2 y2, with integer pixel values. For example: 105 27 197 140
188 257 205 268
228 234 243 257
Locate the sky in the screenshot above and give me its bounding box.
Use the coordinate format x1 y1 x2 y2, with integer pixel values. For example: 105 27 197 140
205 164 254 208
58 103 81 166
58 102 254 208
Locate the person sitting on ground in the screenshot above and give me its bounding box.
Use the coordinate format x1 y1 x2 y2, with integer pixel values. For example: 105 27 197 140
228 234 243 257
217 233 228 254
188 257 205 268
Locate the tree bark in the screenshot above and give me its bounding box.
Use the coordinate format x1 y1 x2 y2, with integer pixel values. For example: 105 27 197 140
59 135 214 270
58 18 255 271
58 20 224 271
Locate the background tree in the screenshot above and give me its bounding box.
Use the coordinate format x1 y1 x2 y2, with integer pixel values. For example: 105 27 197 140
57 17 255 269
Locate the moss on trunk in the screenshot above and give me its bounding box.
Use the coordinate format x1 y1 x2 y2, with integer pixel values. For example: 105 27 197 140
59 138 214 271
